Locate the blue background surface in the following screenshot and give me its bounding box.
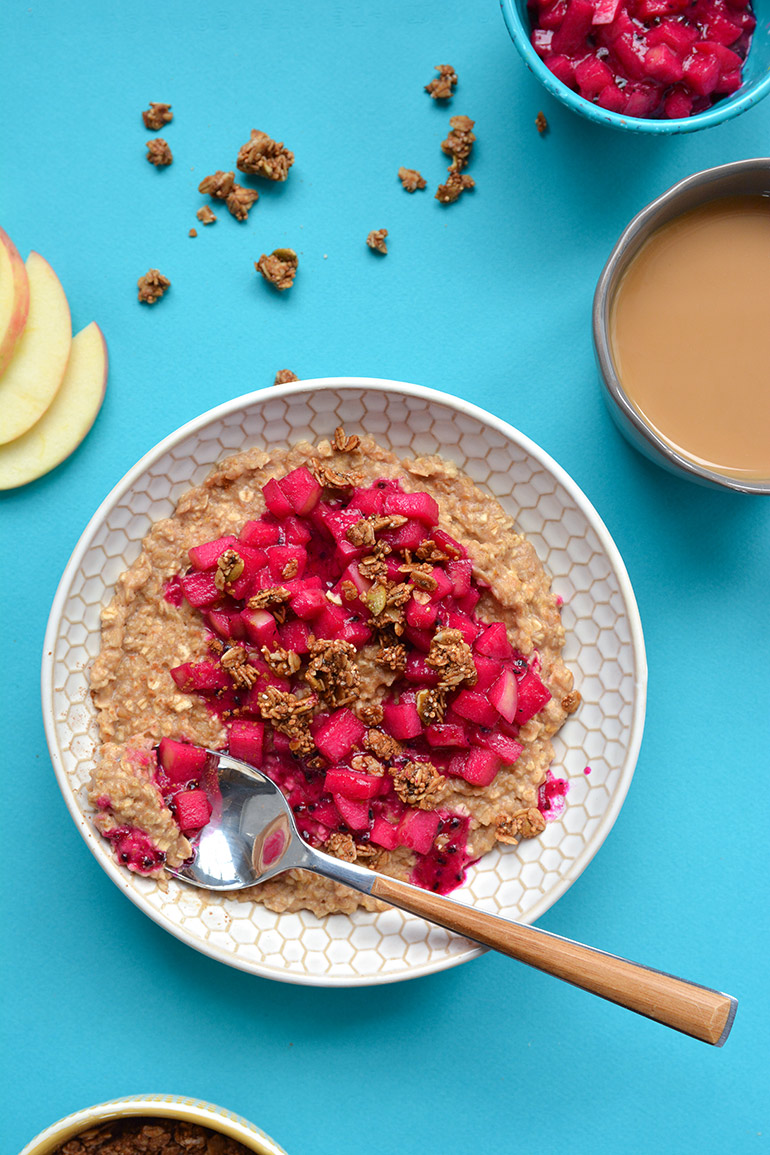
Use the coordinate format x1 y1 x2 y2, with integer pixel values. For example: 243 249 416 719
2 2 769 1152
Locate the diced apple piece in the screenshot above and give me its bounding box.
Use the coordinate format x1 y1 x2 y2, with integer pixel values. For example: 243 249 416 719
175 789 212 833
488 669 519 724
240 519 281 547
0 227 30 375
396 808 440 854
324 767 383 800
451 689 500 728
474 622 513 660
0 252 72 445
314 708 366 762
382 696 422 739
157 737 207 783
228 720 265 765
370 815 399 850
170 660 230 693
241 607 280 647
461 748 502 786
383 489 440 526
514 670 552 724
279 466 322 515
262 476 294 517
0 322 108 490
179 570 221 608
425 723 471 748
332 793 371 831
188 535 241 571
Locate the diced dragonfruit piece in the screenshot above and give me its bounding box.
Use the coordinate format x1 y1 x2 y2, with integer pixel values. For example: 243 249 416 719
314 708 366 762
664 85 694 116
370 815 399 850
405 597 438 630
262 477 294 518
289 584 328 619
447 559 472 598
425 723 471 748
279 619 312 653
175 789 212 833
336 618 373 647
179 570 221 608
228 720 265 765
474 622 513 660
383 490 440 526
206 608 245 641
157 737 207 783
514 670 552 724
382 695 422 739
239 519 281 548
551 0 595 53
324 767 383 800
576 55 614 96
188 534 240 571
461 748 502 786
444 611 479 645
313 602 348 639
403 653 441 686
382 518 426 553
592 0 620 22
240 607 280 647
456 588 481 614
277 466 322 515
396 808 440 855
451 689 500 728
170 661 230 694
266 544 307 582
546 53 576 86
427 567 453 602
430 528 467 559
683 51 721 94
403 625 433 653
282 515 313 544
348 485 387 515
333 793 371 831
489 668 519 724
469 728 524 763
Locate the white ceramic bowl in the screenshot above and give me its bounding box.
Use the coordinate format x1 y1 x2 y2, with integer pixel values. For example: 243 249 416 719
19 1094 287 1155
42 378 647 986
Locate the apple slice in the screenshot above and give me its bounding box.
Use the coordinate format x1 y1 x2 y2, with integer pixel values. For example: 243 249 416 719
0 227 30 375
0 251 71 445
0 322 107 490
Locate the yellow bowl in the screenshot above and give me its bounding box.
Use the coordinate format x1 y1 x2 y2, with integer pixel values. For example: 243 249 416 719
19 1094 288 1155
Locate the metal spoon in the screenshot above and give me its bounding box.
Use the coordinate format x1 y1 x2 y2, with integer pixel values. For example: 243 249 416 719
169 750 737 1046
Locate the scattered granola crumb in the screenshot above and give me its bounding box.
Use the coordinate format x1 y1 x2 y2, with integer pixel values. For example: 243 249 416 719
310 459 360 489
365 729 402 761
435 170 475 205
237 129 295 181
495 807 546 844
255 248 298 291
145 138 173 166
398 166 427 192
198 170 235 198
561 690 581 714
274 369 299 385
425 64 458 100
226 183 259 221
188 228 197 238
137 269 170 305
333 425 360 452
366 228 388 254
142 102 173 130
536 110 549 135
196 205 217 225
441 115 476 170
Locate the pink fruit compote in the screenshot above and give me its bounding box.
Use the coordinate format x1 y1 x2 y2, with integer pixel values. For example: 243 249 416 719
147 465 566 896
529 0 755 118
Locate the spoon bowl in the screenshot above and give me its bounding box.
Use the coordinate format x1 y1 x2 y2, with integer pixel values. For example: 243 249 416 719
170 751 737 1047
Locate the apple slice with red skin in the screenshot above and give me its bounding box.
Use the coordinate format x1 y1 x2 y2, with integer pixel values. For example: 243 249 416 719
0 322 107 489
0 227 30 375
0 251 72 444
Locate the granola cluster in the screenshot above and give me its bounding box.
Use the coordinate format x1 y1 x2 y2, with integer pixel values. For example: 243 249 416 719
141 102 173 130
137 269 170 305
198 170 260 222
255 248 299 291
237 128 295 181
273 369 299 385
366 228 389 254
397 166 427 193
495 807 546 845
436 115 476 205
425 63 458 100
51 1117 251 1155
145 137 173 166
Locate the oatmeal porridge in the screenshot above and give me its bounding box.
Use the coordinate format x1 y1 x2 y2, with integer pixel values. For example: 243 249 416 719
89 431 577 916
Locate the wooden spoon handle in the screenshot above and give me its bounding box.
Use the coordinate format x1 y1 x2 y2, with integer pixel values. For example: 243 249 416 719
370 875 736 1046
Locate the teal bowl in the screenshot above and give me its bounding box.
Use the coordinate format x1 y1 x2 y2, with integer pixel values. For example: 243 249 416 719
500 0 770 132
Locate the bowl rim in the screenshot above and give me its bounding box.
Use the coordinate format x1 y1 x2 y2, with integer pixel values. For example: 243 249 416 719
18 1094 288 1155
41 377 647 986
499 0 770 134
592 158 770 494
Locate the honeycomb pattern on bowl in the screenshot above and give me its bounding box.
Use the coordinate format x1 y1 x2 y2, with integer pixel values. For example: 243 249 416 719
42 379 646 986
